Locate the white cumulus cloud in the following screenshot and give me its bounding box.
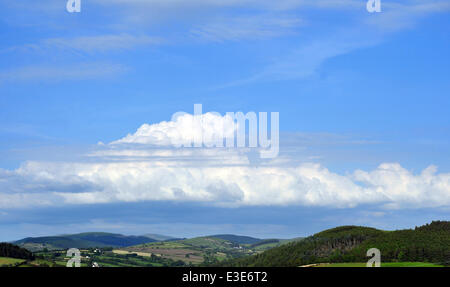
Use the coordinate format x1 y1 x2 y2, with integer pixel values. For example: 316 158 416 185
0 149 449 209
111 112 237 147
1 115 449 210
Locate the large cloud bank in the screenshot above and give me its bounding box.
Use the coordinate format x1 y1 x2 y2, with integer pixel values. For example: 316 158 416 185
1 160 449 209
1 115 449 210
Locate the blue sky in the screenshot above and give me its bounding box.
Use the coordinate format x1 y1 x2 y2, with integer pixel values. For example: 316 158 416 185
0 0 449 241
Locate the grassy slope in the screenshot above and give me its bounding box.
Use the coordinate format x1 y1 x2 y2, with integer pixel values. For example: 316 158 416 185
243 238 305 252
0 257 26 266
322 262 444 267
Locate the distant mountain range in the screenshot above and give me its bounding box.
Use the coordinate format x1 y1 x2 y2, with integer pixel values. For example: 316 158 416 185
14 232 167 252
12 232 270 252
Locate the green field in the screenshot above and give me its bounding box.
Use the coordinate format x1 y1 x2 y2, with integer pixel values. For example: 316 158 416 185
382 262 445 267
35 248 187 267
321 262 445 267
0 257 26 266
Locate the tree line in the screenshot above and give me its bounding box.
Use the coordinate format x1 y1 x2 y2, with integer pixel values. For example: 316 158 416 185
0 243 35 260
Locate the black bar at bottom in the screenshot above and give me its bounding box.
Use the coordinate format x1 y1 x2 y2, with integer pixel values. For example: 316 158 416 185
0 267 447 286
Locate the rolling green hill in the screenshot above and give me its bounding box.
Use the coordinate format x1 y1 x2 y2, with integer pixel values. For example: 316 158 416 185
215 221 450 267
114 234 297 265
119 236 252 265
116 235 294 265
210 234 262 245
14 232 158 251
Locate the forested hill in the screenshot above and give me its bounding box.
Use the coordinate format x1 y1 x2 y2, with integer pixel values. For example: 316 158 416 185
0 243 35 260
215 221 450 267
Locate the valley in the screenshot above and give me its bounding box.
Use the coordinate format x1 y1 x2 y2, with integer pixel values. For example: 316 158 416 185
2 221 448 267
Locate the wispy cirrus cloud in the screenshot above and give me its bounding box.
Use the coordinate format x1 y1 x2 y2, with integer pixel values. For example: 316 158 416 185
0 62 128 83
0 34 158 82
2 34 162 55
214 28 378 88
42 34 162 53
364 0 450 32
5 0 447 88
92 0 362 12
190 15 303 42
215 0 450 87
